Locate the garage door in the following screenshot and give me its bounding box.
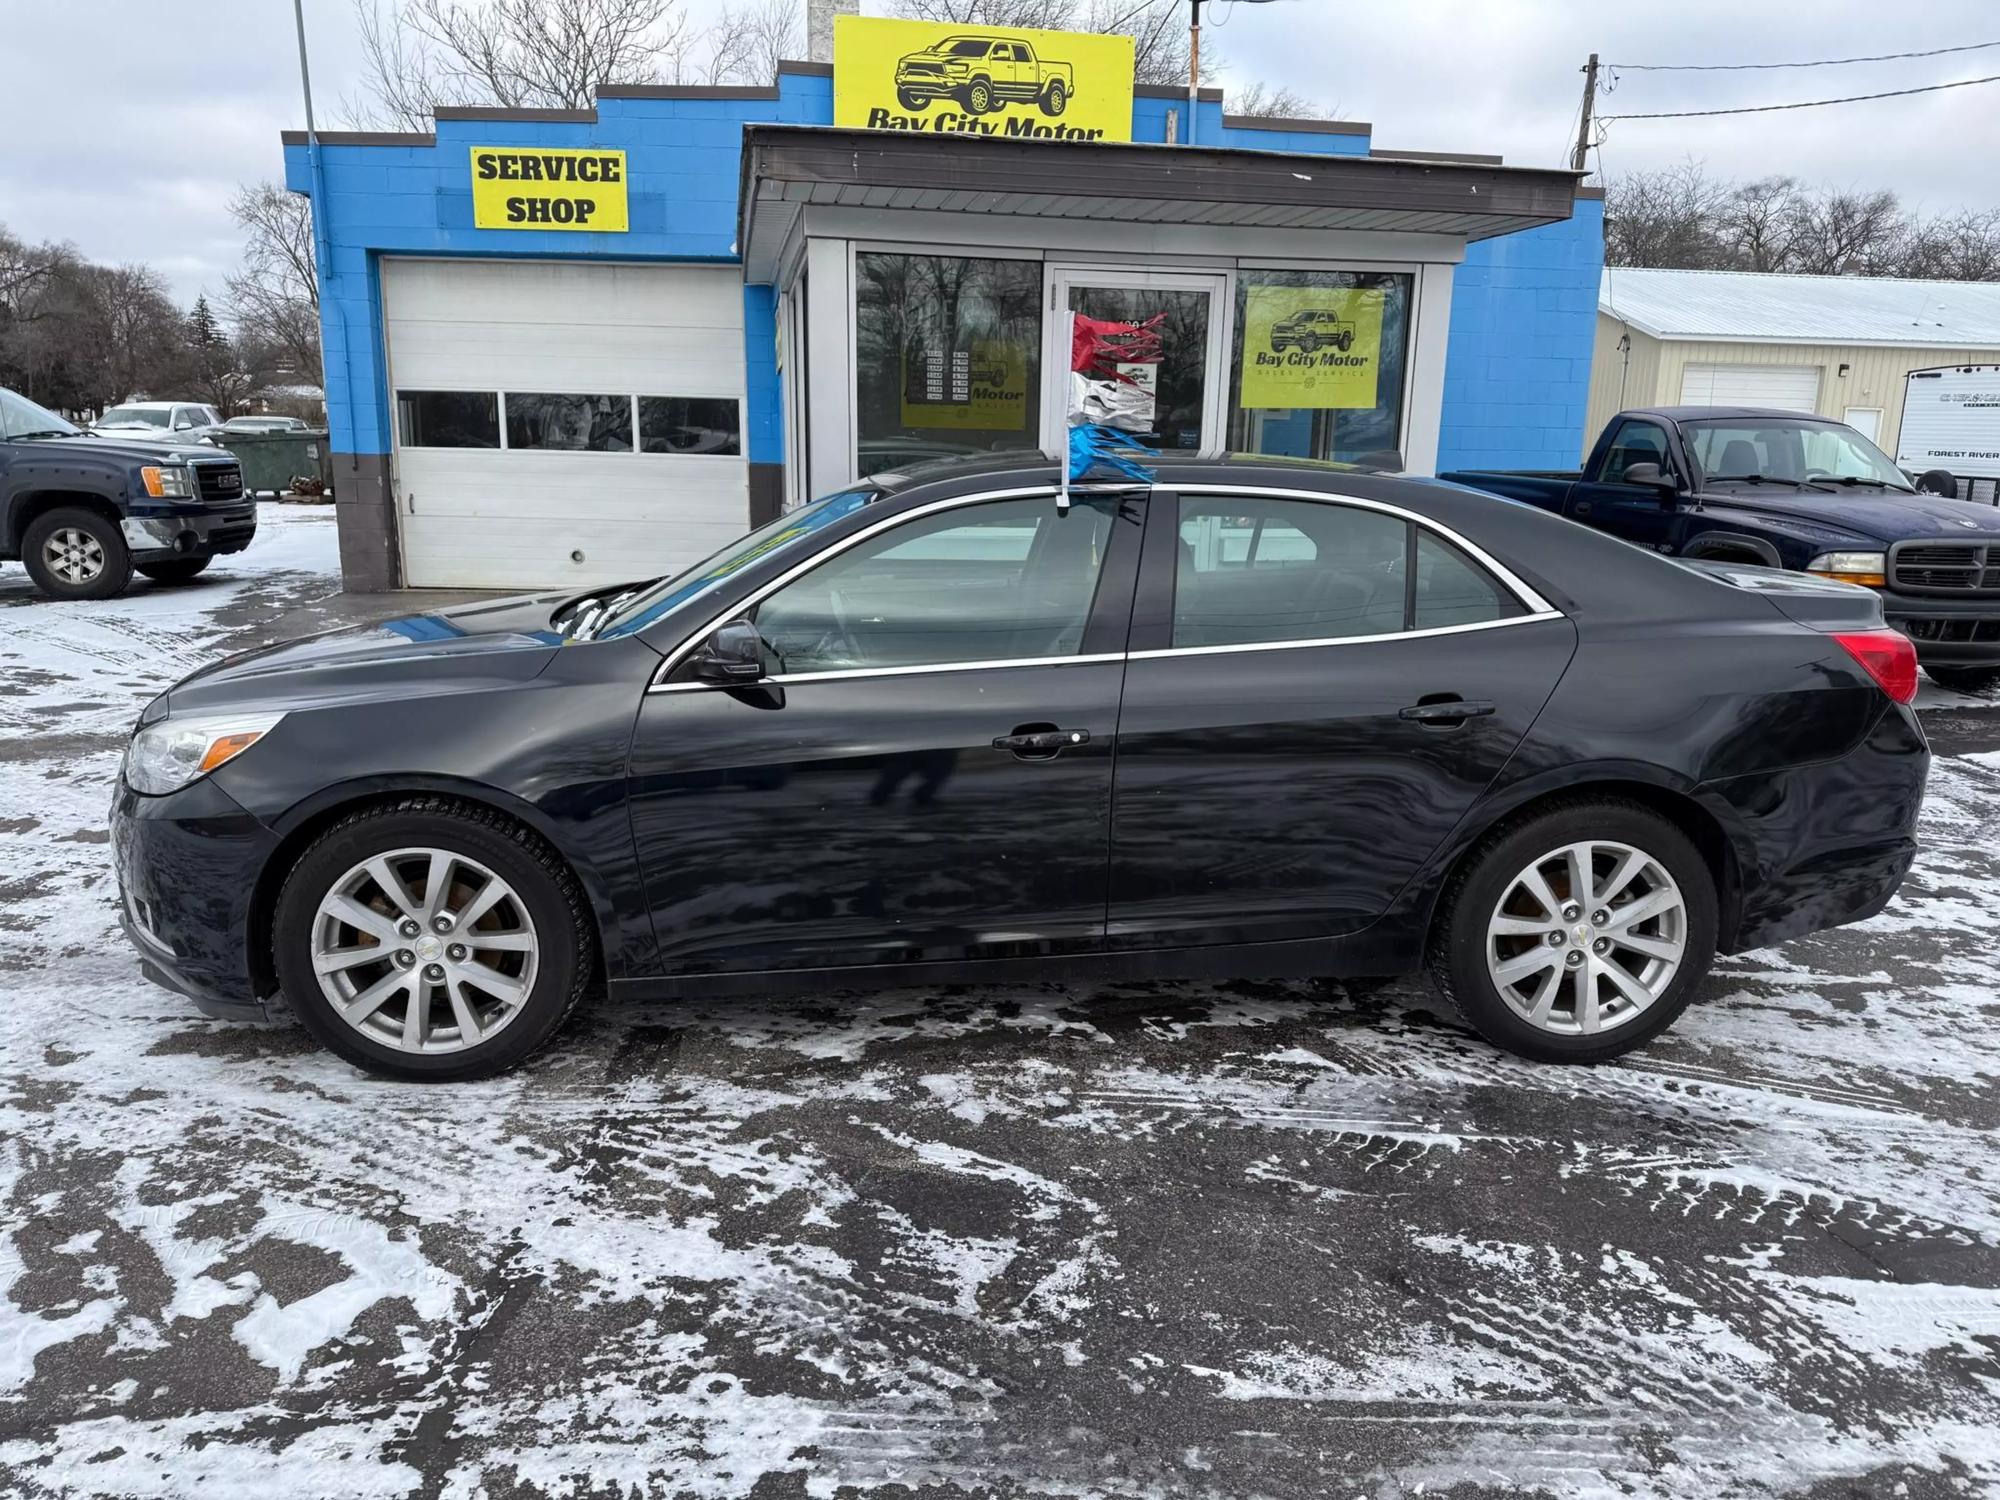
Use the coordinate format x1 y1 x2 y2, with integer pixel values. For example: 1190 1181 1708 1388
382 259 749 589
1678 363 1821 413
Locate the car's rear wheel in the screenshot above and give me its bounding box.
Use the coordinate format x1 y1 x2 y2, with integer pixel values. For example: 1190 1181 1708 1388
1927 665 2000 697
273 799 594 1081
1040 78 1068 116
137 556 213 585
23 507 133 600
1426 799 1717 1062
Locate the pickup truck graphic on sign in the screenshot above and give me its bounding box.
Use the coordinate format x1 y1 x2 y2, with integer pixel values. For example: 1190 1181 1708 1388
895 35 1075 117
1268 309 1356 354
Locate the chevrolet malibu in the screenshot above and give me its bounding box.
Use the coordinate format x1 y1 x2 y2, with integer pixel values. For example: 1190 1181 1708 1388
111 456 1929 1082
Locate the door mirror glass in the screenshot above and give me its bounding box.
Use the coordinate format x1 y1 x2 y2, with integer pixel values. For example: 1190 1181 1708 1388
692 619 766 683
1622 461 1676 497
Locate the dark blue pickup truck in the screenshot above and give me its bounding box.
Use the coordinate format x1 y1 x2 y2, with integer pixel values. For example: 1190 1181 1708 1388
1441 405 2000 694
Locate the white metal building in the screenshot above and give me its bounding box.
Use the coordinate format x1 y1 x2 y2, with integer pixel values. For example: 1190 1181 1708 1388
1588 267 2000 458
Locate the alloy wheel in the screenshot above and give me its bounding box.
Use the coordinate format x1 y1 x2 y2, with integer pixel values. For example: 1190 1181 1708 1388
309 846 539 1054
44 527 106 585
1484 840 1687 1036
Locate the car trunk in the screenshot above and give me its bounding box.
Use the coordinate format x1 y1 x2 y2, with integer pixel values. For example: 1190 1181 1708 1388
1675 558 1888 632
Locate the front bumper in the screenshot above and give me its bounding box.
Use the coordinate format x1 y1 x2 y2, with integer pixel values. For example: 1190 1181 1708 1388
1879 586 2000 666
110 774 279 1020
120 504 258 561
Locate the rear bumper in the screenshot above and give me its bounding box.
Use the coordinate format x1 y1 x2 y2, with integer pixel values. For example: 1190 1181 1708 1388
1879 587 2000 666
1710 701 1929 953
110 774 277 1017
121 504 258 561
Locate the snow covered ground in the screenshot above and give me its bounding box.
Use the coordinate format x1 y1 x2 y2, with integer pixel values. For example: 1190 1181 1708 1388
1 506 1997 1498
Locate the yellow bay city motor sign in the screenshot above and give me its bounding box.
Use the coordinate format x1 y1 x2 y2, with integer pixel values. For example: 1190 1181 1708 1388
470 147 629 231
834 15 1133 143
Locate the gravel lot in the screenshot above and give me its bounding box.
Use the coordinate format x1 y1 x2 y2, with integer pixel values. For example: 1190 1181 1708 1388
2 504 1998 1499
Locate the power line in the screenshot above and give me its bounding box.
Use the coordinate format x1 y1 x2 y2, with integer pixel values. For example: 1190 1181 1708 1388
1601 72 2000 121
1607 39 2000 72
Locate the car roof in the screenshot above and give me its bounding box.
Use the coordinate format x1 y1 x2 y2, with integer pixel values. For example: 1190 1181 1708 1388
865 449 1409 498
1626 405 1846 425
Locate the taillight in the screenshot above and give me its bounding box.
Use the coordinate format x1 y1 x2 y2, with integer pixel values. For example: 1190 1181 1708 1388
1832 629 1918 705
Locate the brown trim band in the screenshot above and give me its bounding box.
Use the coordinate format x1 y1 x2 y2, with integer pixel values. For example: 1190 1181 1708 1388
1576 185 1606 201
600 84 781 101
434 105 596 122
1371 147 1504 165
776 60 834 77
1224 115 1371 136
282 129 437 147
1135 84 1224 101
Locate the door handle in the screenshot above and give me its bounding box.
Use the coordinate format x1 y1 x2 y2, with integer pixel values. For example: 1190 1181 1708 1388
992 725 1090 759
1572 500 1593 516
1399 698 1495 725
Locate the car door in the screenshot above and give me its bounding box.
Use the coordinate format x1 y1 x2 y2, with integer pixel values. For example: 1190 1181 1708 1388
627 488 1143 975
1105 485 1577 949
1571 417 1682 554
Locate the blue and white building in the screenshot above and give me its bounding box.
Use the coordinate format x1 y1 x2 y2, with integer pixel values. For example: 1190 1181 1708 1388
284 61 1602 591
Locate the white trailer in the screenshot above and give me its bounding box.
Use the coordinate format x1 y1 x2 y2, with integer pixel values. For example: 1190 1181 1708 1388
1896 365 2000 504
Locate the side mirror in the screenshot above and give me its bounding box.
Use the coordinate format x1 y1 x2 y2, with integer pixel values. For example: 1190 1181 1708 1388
691 619 765 684
1621 461 1678 500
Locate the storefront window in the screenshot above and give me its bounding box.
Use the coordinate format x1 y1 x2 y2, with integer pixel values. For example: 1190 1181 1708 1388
1227 270 1412 466
855 253 1041 478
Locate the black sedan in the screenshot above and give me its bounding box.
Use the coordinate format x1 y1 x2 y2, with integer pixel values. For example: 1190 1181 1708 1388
111 456 1929 1081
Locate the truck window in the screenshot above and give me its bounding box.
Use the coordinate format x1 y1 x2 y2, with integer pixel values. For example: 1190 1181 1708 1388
1600 419 1670 483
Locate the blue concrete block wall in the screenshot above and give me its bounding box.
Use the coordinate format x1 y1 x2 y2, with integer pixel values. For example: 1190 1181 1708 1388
286 70 1601 484
1436 195 1605 473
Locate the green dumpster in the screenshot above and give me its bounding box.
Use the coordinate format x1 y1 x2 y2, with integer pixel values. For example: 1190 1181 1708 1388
211 430 334 499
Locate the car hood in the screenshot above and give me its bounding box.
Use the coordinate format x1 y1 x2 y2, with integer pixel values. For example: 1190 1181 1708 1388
167 592 572 714
75 433 224 464
1703 485 2000 544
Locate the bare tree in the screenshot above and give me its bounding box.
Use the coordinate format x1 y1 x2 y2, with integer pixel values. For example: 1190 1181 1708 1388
1902 208 2000 283
890 0 1192 88
225 183 323 385
1603 161 1732 271
700 0 803 87
1227 80 1338 120
1781 186 1906 277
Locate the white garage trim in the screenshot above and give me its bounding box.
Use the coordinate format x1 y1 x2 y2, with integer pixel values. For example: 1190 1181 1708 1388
1678 362 1821 413
382 258 749 590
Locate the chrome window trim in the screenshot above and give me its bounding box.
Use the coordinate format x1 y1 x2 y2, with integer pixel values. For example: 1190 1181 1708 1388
650 651 1125 694
1168 482 1557 618
646 484 1126 691
1128 610 1565 662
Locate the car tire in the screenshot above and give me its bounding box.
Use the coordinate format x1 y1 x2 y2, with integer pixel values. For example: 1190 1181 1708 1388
272 797 596 1082
1299 334 1320 353
136 557 213 585
1337 331 1354 352
1927 665 2000 697
965 78 993 113
1040 79 1068 116
22 506 133 601
1425 797 1718 1063
897 86 926 110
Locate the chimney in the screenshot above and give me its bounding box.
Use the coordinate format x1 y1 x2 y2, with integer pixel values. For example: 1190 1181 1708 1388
808 0 859 64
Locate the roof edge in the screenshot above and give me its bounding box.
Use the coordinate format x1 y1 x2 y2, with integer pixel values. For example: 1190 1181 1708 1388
1225 114 1371 136
1370 147 1502 165
281 129 436 147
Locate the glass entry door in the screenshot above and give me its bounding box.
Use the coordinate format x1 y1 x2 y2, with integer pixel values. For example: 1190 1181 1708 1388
1043 268 1230 457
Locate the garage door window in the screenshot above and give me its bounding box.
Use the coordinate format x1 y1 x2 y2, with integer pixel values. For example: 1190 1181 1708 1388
504 394 633 452
640 397 741 455
397 391 500 448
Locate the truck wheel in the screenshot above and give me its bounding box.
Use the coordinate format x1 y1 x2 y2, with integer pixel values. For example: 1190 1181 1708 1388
1040 78 1068 116
1927 665 2000 697
23 507 133 601
1299 334 1320 353
1337 331 1354 352
965 78 994 114
137 557 213 585
897 87 926 110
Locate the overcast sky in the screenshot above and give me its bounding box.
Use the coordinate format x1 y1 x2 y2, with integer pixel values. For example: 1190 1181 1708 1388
2 0 1996 310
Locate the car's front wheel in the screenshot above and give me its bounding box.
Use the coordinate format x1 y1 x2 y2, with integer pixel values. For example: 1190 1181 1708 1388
23 506 133 600
1426 799 1717 1062
965 78 994 113
272 798 595 1081
897 86 926 110
1927 664 2000 697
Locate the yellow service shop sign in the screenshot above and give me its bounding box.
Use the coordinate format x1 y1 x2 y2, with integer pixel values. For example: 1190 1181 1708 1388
835 15 1133 143
470 146 628 232
899 339 1031 431
1239 286 1386 410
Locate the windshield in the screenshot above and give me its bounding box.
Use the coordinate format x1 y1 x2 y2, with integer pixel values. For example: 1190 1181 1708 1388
98 406 170 428
1685 420 1912 491
0 388 81 439
594 486 879 639
944 39 988 55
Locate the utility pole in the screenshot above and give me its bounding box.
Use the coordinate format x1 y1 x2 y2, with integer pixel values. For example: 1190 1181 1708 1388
1187 0 1203 148
1571 52 1600 174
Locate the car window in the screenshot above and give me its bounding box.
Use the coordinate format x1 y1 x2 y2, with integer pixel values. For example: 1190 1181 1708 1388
1011 43 1031 61
1600 419 1669 483
1174 496 1408 647
752 495 1116 675
0 388 80 439
101 406 170 427
947 39 989 56
1413 531 1524 629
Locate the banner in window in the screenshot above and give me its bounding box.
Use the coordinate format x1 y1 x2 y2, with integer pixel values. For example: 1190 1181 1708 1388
1238 286 1386 410
834 15 1133 143
899 339 1031 431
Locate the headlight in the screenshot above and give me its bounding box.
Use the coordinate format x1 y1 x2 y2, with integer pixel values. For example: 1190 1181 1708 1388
140 464 193 499
124 711 286 796
1805 551 1887 587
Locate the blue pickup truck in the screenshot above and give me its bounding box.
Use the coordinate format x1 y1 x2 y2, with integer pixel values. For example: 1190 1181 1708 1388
1441 405 2000 694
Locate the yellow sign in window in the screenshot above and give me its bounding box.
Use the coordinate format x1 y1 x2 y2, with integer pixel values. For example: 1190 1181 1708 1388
1239 287 1386 410
835 15 1133 144
470 147 629 232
